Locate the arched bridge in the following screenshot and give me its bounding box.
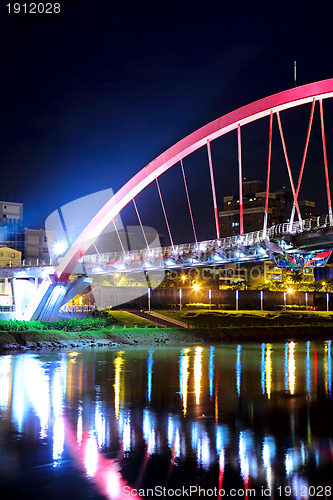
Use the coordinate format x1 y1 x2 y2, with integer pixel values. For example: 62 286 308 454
4 78 333 320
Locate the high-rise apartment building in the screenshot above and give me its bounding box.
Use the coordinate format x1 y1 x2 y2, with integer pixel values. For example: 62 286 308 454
219 180 316 238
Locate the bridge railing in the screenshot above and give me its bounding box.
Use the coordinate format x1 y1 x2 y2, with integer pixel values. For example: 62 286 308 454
0 257 54 269
267 214 332 239
82 212 333 270
2 213 332 273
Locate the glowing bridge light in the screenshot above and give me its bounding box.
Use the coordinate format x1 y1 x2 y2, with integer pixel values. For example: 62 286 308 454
116 264 126 270
53 241 68 256
92 266 104 273
193 283 200 292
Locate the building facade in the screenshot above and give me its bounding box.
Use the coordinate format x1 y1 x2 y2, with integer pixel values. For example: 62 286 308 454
24 228 50 262
218 261 314 289
0 247 21 267
0 201 24 252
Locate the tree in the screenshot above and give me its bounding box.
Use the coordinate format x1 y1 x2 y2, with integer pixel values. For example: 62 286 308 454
290 270 303 291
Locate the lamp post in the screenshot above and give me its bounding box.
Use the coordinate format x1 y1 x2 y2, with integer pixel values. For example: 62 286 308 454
284 292 287 311
208 289 212 310
179 288 182 311
305 292 308 311
260 290 264 311
327 292 330 312
148 287 151 312
235 290 239 311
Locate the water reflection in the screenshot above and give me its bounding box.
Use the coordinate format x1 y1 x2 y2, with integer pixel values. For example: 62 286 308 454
114 351 124 419
194 346 202 405
0 341 332 499
208 346 214 400
179 348 190 415
236 344 241 396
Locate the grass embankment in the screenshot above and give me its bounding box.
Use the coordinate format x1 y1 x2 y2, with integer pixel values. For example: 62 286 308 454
1 310 333 350
0 311 172 350
161 309 333 328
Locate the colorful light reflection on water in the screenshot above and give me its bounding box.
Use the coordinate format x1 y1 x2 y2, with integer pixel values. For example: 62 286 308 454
0 342 332 499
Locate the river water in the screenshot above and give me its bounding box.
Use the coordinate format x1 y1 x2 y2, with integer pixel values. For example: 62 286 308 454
0 341 332 499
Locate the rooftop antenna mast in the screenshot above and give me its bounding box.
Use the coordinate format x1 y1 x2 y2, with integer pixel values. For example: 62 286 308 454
294 60 297 87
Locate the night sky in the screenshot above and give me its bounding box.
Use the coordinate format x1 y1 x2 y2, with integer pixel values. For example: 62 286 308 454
2 1 333 246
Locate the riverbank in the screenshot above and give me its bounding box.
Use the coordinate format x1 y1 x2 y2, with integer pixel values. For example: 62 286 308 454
1 324 333 352
0 310 333 352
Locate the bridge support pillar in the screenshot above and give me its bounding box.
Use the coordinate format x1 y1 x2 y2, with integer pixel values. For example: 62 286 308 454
22 275 92 322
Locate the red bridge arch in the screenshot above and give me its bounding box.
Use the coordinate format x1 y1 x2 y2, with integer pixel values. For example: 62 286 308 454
56 78 333 281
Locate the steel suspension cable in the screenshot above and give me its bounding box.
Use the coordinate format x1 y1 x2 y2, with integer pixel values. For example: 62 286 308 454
112 218 126 254
319 99 333 225
207 140 221 240
155 178 174 251
237 125 244 236
276 111 302 223
180 159 198 244
263 111 273 238
132 197 150 251
289 98 316 230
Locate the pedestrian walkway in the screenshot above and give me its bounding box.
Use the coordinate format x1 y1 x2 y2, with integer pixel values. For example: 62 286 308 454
130 310 193 329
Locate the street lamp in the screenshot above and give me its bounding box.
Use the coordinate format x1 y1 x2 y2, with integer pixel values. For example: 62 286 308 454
260 290 264 311
147 287 151 312
179 288 182 311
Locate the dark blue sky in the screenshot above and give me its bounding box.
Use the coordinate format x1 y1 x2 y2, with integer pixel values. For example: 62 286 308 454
2 1 333 244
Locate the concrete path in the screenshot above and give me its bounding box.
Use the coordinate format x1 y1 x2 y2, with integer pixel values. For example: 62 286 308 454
130 310 193 329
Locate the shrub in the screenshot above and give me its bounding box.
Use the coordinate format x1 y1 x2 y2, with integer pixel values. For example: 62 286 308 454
277 305 307 310
0 317 110 332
